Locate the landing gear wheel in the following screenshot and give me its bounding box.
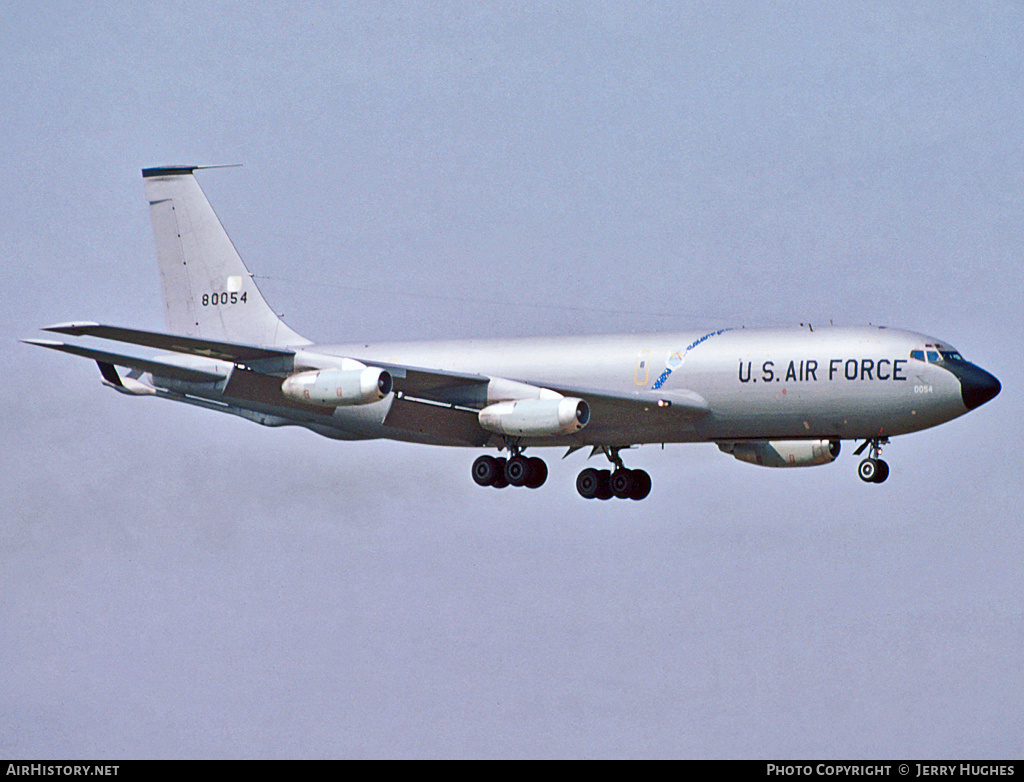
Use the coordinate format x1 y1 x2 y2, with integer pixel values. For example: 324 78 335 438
610 469 634 499
505 455 531 487
472 455 500 487
491 458 509 488
858 458 879 483
525 457 548 489
628 469 652 500
576 468 600 499
855 438 892 485
872 459 889 484
595 469 613 500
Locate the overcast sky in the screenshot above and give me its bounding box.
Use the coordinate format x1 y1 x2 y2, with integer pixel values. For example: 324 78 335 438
2 1 1021 758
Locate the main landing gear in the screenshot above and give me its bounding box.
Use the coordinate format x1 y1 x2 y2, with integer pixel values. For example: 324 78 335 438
471 443 652 500
854 437 890 484
576 447 651 501
472 452 548 489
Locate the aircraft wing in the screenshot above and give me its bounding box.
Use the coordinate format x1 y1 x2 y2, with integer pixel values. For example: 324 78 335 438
369 363 709 420
23 339 225 383
378 369 709 445
28 325 710 444
43 322 294 371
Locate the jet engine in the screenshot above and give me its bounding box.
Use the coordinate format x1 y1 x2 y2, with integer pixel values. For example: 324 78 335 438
281 365 392 406
717 439 840 468
478 397 590 437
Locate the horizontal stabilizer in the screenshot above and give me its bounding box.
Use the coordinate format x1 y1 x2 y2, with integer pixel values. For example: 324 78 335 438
141 164 241 178
44 323 294 370
24 339 225 383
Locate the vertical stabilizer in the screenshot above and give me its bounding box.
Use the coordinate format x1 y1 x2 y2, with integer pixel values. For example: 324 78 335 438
142 166 310 347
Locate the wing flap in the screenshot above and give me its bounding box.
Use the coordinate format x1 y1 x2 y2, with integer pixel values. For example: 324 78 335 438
222 368 335 415
382 395 490 446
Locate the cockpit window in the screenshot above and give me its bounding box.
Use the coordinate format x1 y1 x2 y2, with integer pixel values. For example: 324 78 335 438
912 349 966 363
911 348 965 363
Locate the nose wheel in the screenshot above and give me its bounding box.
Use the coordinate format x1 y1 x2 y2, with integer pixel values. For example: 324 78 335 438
857 457 889 483
854 438 890 484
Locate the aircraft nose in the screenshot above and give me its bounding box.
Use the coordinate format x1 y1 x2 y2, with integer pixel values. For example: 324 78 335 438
959 364 1001 410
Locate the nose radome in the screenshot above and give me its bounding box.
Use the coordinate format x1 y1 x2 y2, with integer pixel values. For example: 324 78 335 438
960 365 1001 410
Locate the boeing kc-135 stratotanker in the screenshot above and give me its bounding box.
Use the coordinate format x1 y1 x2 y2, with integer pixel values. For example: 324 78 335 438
25 167 1001 500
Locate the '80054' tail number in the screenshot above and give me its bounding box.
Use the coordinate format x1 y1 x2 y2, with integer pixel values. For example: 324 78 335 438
202 291 247 306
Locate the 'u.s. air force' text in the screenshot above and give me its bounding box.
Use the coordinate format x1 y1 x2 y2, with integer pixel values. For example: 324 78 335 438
738 358 908 384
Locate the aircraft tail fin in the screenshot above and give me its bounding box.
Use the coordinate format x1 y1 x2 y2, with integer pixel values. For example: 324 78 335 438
141 166 311 347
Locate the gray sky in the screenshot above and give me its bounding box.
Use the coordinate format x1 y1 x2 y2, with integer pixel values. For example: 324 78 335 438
2 1 1021 758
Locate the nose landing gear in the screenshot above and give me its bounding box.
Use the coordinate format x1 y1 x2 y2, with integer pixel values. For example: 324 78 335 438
854 437 890 484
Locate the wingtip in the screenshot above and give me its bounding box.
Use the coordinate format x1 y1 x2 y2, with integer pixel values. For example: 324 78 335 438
43 321 100 335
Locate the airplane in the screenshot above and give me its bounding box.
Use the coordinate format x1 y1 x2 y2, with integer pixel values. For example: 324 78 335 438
25 166 1001 500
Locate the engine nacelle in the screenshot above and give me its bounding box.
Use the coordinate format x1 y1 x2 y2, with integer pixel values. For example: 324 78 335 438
478 397 590 437
718 439 840 468
281 365 393 406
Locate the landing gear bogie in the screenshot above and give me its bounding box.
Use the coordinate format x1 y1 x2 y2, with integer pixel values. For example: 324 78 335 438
472 453 545 490
473 444 653 500
576 466 650 501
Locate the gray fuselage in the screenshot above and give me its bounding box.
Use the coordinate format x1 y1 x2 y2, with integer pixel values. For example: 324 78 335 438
271 324 992 448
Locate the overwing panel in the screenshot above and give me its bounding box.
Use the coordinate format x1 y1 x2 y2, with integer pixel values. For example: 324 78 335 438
348 360 489 405
542 383 710 420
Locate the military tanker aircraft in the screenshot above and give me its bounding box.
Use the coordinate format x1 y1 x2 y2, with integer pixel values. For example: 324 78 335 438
25 167 1001 500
